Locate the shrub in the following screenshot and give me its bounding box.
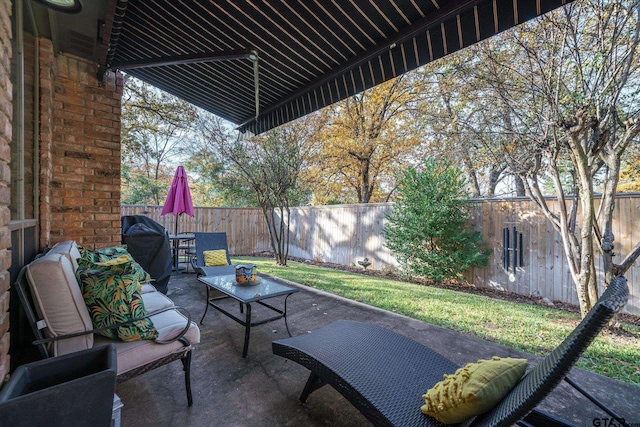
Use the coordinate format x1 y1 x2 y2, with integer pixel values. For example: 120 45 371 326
384 158 490 281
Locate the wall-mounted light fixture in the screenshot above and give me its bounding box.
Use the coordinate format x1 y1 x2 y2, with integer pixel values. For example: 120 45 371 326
32 0 83 14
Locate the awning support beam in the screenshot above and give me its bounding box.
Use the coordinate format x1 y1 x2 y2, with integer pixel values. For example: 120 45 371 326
110 50 254 70
110 49 260 120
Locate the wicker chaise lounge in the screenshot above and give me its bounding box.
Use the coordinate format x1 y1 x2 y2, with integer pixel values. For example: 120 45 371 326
273 276 630 427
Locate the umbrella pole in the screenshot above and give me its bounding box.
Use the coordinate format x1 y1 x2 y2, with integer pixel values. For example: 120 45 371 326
173 215 179 271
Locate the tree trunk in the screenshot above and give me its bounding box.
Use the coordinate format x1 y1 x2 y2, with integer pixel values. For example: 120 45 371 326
462 155 481 197
275 204 288 265
486 167 504 197
599 142 622 284
358 155 372 203
263 207 276 254
513 176 526 197
569 120 599 316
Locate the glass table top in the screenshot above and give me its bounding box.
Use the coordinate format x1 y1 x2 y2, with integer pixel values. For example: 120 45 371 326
198 274 299 303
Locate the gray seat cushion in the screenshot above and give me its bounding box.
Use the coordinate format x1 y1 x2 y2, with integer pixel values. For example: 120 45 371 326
25 253 94 356
94 309 200 375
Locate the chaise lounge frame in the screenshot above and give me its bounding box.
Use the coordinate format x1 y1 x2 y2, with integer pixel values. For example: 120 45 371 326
273 276 630 427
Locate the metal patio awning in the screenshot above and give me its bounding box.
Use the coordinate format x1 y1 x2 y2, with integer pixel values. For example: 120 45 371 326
102 0 573 134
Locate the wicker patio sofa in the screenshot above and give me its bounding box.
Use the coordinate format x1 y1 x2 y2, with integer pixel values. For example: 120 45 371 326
15 240 200 406
273 276 630 427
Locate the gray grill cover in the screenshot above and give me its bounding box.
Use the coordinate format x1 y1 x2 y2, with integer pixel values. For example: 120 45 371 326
121 215 172 294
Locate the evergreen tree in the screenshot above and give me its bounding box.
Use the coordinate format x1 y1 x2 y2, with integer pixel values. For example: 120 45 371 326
384 158 490 281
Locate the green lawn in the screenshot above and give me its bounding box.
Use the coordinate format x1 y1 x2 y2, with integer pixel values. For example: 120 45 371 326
235 257 640 386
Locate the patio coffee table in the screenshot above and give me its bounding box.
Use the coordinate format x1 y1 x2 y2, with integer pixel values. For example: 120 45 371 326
198 274 299 357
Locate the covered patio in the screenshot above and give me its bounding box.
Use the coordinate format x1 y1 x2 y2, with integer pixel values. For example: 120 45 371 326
115 271 639 426
4 0 582 376
4 0 637 425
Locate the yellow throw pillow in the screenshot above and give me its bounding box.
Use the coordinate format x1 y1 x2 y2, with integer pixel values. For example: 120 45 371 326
203 250 229 267
421 356 528 424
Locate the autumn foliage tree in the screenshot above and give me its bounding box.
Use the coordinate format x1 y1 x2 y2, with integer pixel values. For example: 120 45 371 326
309 73 424 204
618 145 640 192
416 53 511 198
183 115 240 207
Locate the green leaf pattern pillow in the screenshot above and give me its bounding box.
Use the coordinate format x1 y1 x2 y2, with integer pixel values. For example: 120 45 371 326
78 246 152 284
76 261 158 342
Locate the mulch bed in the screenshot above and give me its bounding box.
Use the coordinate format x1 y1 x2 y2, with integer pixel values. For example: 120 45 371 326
243 253 640 327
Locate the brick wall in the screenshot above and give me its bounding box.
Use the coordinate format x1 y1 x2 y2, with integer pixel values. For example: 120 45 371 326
1 2 124 384
0 0 12 383
40 46 123 249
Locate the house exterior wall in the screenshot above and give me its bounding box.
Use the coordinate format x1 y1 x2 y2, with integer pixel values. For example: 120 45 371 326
0 0 13 384
41 44 123 249
2 18 124 381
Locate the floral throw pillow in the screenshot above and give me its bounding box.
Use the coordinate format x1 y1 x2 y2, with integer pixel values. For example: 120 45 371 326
76 261 158 342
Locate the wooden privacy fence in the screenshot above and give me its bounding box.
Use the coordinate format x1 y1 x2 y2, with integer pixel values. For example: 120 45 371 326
122 196 640 316
121 205 272 256
463 195 640 316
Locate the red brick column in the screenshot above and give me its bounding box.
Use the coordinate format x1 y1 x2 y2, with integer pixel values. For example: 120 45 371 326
41 53 123 249
0 0 13 383
38 38 54 249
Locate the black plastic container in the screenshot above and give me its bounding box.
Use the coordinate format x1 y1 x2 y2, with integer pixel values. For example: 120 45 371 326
0 344 117 427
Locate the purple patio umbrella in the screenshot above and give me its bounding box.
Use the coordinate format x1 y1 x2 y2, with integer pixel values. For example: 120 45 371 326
161 166 195 235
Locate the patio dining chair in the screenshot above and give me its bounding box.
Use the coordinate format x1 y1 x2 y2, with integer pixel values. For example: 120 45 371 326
273 276 630 427
190 232 236 277
176 231 196 273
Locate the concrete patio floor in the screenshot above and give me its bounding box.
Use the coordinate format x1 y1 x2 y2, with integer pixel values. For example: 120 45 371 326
117 271 640 427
